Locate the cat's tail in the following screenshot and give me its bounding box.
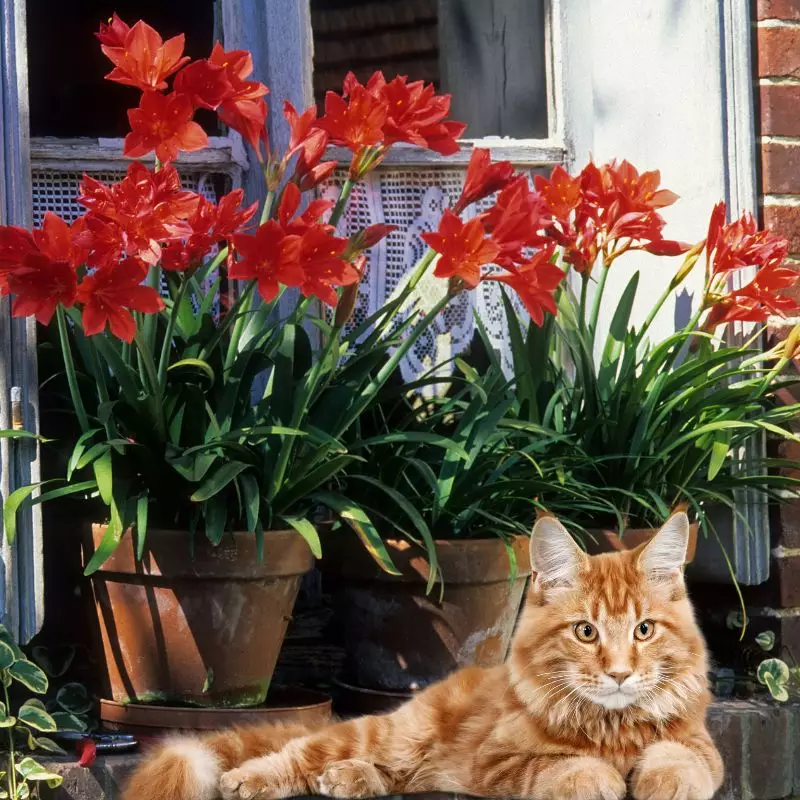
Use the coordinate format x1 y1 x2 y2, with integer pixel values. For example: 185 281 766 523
121 723 316 800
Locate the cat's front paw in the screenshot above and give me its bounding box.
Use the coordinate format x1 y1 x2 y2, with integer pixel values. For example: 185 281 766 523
318 759 391 798
632 742 715 800
540 757 626 800
219 759 282 800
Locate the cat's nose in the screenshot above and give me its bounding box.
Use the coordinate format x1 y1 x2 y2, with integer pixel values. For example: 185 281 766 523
607 670 632 686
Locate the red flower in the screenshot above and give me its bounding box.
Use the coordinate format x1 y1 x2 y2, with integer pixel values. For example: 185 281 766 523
284 101 336 190
230 221 304 302
317 84 387 154
0 226 37 293
379 74 466 155
276 183 334 236
484 244 563 326
707 202 789 276
101 20 189 92
208 43 269 157
76 739 97 769
124 91 208 164
349 224 397 252
295 226 354 306
6 213 84 324
79 162 200 266
421 210 500 288
95 14 130 48
161 189 256 272
454 149 515 214
534 165 582 222
77 257 164 342
174 59 234 110
706 262 800 326
481 176 551 267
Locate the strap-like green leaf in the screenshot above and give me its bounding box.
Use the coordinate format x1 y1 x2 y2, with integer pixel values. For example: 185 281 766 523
280 516 322 558
191 462 250 502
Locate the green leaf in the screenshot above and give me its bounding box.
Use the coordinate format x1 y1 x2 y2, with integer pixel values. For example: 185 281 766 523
755 630 776 652
0 701 16 728
66 428 102 480
93 449 113 506
15 757 63 788
0 430 51 442
239 473 261 533
51 711 87 733
168 358 216 387
18 699 57 732
29 736 66 755
191 462 250 502
83 496 125 575
764 673 790 702
56 683 92 715
757 657 790 687
136 494 149 561
351 432 468 459
707 433 731 481
9 660 48 694
3 481 57 544
312 491 399 575
31 645 75 678
203 495 227 545
0 642 16 671
280 517 322 558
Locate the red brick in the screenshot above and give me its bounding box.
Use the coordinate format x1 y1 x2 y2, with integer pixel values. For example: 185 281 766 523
763 142 800 193
764 203 800 251
758 26 800 77
758 0 800 19
760 83 800 136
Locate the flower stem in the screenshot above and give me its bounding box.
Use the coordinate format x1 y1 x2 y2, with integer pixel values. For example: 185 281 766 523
328 179 355 228
56 306 90 433
260 190 275 226
223 281 257 373
579 273 590 328
134 332 166 439
157 277 189 389
638 281 675 343
588 262 610 338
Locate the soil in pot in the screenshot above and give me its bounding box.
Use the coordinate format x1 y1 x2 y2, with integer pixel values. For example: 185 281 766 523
85 527 314 707
100 688 332 743
322 534 531 693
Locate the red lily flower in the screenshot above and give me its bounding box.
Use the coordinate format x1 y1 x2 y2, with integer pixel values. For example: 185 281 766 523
174 59 234 110
101 20 189 92
454 149 515 214
706 262 800 326
161 189 256 272
124 91 208 164
276 183 334 236
77 257 164 342
422 210 500 288
707 202 789 276
317 84 387 154
284 101 336 190
208 43 270 157
534 165 582 223
0 226 37 293
295 225 355 306
379 74 466 155
6 213 84 324
348 223 397 254
79 162 200 266
481 176 551 267
484 244 563 326
229 221 304 302
95 13 130 48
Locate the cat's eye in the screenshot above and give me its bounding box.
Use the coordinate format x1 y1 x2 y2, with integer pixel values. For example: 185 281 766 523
573 622 598 643
634 620 656 641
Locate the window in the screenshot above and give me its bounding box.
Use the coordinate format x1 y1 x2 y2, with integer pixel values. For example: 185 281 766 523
311 0 548 139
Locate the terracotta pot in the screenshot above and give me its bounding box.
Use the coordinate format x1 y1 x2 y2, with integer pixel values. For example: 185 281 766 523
583 523 699 562
85 527 313 707
323 535 531 692
100 688 332 743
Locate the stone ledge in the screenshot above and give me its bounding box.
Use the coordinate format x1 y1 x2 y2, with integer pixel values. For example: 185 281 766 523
41 699 800 800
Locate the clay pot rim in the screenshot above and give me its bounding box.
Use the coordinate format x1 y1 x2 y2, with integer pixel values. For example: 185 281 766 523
583 522 699 563
324 532 532 584
99 688 331 730
89 524 314 579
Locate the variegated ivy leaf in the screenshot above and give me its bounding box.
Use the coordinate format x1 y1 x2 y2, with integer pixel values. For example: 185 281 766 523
18 699 57 732
15 757 62 788
755 630 776 651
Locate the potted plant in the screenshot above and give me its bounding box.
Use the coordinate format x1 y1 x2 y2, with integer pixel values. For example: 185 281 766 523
0 16 575 730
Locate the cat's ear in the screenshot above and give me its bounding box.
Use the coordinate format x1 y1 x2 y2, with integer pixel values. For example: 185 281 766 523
638 511 689 581
531 515 586 588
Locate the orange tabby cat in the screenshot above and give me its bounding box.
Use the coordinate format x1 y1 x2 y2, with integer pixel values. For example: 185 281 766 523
123 511 723 800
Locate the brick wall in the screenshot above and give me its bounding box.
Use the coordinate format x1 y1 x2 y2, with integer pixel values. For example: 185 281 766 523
752 0 800 654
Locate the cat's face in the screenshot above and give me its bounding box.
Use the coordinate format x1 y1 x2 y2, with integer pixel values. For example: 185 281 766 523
510 513 707 721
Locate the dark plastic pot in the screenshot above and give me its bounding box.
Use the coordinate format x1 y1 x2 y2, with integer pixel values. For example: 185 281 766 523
323 535 531 692
85 527 313 707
